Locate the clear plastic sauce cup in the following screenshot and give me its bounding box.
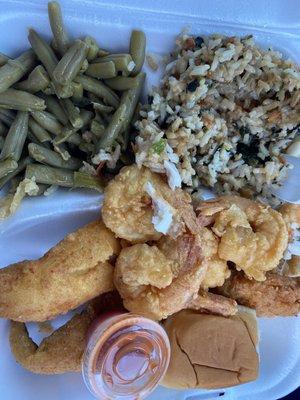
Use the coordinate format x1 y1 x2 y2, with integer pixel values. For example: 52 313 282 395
82 312 171 399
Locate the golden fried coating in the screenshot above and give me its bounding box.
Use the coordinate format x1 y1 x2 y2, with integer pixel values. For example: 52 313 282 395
10 313 93 374
102 165 200 243
198 196 288 281
0 221 120 322
201 259 231 290
279 203 300 226
188 291 237 316
115 233 206 320
215 272 300 317
9 291 123 374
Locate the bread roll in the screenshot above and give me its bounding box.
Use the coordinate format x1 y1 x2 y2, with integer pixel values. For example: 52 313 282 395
162 309 259 389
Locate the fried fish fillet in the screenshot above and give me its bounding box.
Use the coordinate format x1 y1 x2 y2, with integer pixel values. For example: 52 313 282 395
215 272 300 317
0 221 120 322
9 291 123 374
10 312 93 374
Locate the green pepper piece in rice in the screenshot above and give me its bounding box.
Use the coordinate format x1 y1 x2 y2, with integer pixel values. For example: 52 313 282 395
150 138 166 155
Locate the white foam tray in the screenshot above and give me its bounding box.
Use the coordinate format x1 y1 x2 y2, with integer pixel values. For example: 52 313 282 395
0 1 299 399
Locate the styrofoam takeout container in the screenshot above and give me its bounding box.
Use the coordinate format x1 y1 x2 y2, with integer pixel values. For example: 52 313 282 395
0 0 299 399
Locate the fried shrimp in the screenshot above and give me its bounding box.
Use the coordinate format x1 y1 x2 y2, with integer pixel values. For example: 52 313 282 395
279 203 300 277
114 233 206 320
0 221 120 322
187 291 238 316
280 203 300 227
102 165 200 243
195 228 230 290
158 229 234 316
198 196 288 281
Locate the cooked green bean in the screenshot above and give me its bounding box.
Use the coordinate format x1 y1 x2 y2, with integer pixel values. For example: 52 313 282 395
28 29 58 74
28 143 82 170
65 132 81 145
129 30 146 76
75 75 119 108
28 130 41 146
0 111 28 161
0 121 7 136
101 72 145 150
30 183 49 196
0 52 9 67
79 142 95 153
31 110 62 135
28 29 70 98
44 95 68 125
91 120 105 137
94 111 105 124
74 171 103 192
80 59 89 73
71 82 83 102
0 157 18 179
0 109 15 126
53 126 81 145
53 143 71 161
59 98 83 129
25 163 74 187
0 50 36 93
86 61 116 79
87 92 100 103
96 103 127 150
102 113 112 125
0 156 31 189
42 86 55 95
53 40 89 85
48 1 70 56
0 88 45 111
94 54 135 74
72 96 91 108
104 76 139 91
0 136 4 149
93 102 114 114
15 65 50 93
84 36 99 61
29 118 52 143
120 72 145 132
50 39 59 54
98 48 110 57
80 109 93 127
121 125 131 151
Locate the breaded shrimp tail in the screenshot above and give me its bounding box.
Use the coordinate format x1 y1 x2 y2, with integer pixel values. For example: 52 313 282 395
215 272 300 317
0 221 120 322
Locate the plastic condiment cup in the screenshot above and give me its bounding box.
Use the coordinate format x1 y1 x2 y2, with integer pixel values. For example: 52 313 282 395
82 312 170 399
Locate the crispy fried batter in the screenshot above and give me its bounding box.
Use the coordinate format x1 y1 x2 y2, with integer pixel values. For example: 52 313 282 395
187 292 237 316
114 234 207 320
279 203 300 226
198 196 288 281
215 272 300 317
0 221 120 322
9 292 123 374
102 165 201 243
10 313 93 374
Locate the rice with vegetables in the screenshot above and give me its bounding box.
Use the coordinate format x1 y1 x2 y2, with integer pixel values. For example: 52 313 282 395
135 33 300 202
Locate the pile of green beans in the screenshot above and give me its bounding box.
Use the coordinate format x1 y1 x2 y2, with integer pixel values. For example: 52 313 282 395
0 1 146 202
